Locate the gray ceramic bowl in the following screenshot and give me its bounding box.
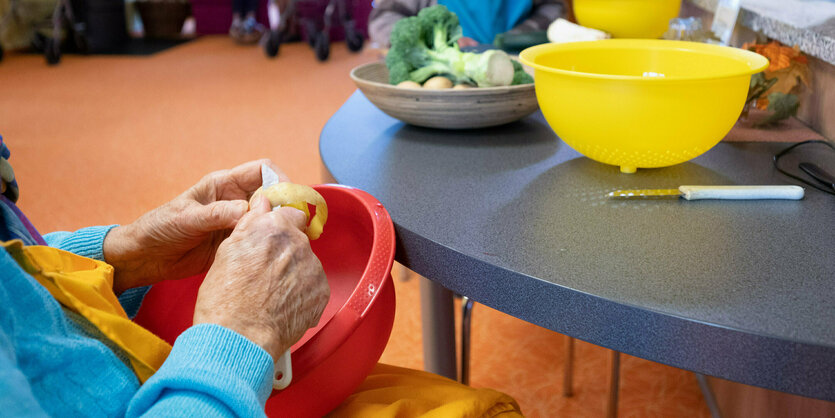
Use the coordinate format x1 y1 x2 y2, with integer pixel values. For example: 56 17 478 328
350 62 538 129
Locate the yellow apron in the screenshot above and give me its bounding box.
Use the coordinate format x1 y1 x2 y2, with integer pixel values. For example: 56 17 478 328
329 363 524 418
3 240 171 383
3 239 522 416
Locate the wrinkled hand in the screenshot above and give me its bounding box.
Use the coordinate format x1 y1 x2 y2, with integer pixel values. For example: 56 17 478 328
193 195 330 361
103 159 289 294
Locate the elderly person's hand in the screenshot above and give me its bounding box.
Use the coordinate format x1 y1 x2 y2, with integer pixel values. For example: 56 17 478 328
103 159 288 294
193 194 330 361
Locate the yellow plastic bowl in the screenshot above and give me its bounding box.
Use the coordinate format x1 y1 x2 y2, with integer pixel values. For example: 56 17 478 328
574 0 682 39
519 40 768 173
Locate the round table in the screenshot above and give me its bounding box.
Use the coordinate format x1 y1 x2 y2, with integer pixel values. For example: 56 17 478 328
319 91 835 402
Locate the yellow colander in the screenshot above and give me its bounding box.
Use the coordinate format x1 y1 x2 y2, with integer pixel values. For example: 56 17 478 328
520 40 768 173
573 0 682 39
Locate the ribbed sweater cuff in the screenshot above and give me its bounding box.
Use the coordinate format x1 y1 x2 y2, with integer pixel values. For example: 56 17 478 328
127 324 275 417
43 225 117 261
117 286 150 318
168 324 275 404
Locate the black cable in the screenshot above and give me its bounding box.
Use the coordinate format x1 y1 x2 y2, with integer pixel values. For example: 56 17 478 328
773 139 835 196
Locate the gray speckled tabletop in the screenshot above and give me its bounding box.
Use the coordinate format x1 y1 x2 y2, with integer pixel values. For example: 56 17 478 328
689 0 835 65
320 91 835 401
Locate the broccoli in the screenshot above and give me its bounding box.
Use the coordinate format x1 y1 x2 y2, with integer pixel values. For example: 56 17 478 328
385 5 514 87
511 60 534 85
416 5 462 50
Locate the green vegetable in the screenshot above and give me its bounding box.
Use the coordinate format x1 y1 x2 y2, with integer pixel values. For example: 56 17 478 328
746 73 777 105
755 92 799 127
385 5 514 87
511 60 534 85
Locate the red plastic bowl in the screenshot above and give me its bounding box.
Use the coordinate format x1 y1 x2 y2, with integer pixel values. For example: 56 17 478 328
133 184 396 416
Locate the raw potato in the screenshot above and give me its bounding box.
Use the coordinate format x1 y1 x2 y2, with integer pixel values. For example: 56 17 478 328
397 80 422 89
423 76 453 89
250 183 328 240
453 83 473 89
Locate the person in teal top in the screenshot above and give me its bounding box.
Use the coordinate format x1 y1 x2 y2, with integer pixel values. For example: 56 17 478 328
0 134 526 417
0 135 330 416
438 0 531 45
368 0 565 48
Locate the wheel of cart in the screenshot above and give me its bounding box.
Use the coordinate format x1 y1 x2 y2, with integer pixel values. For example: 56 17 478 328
344 22 363 52
263 0 293 58
263 0 366 61
339 2 363 52
43 0 88 65
313 30 328 60
264 29 282 57
0 0 97 65
44 36 59 63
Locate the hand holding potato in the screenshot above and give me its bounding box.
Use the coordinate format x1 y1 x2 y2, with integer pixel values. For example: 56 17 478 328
193 195 330 362
103 159 289 294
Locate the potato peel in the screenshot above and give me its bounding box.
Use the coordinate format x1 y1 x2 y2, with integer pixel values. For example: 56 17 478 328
250 183 328 240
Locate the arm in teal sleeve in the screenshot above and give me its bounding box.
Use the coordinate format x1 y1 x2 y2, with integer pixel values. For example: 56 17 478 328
126 324 274 418
44 225 117 260
510 0 565 33
43 225 148 317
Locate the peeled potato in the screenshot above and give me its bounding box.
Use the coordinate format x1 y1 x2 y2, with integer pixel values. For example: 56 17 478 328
422 76 453 89
397 80 422 89
250 183 328 240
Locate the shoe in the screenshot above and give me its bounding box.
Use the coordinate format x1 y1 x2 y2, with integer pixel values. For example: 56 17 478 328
239 17 266 45
229 21 245 43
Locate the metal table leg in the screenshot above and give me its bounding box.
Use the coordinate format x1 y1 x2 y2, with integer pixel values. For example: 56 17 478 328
606 351 621 418
420 276 457 380
460 296 474 385
695 373 722 418
564 336 575 397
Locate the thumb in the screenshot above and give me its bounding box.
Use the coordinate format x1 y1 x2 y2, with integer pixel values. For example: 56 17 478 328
198 200 250 231
236 194 271 227
248 194 271 215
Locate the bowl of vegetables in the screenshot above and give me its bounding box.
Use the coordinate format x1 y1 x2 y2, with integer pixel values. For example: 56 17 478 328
350 5 538 130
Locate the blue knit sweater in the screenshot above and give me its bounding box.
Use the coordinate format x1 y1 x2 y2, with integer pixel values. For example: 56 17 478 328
0 226 275 417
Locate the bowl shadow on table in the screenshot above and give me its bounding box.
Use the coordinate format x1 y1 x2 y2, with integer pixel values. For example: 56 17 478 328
479 157 794 313
382 117 561 175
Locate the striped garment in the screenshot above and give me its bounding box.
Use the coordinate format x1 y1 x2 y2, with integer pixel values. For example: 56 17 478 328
0 136 274 417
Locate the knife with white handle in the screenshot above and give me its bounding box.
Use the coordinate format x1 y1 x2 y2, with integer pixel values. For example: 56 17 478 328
261 164 294 390
608 185 805 200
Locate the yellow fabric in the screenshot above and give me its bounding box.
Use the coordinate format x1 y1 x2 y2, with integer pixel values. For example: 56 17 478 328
2 240 171 383
329 363 524 418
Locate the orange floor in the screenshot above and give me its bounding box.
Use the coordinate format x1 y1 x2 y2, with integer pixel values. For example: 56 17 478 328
0 37 710 417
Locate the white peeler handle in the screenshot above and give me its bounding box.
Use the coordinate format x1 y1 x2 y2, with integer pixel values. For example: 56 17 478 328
272 350 292 390
679 185 805 200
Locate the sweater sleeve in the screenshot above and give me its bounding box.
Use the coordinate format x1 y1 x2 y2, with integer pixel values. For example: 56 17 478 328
43 225 149 317
126 324 275 418
43 225 117 261
367 0 435 48
509 0 565 33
